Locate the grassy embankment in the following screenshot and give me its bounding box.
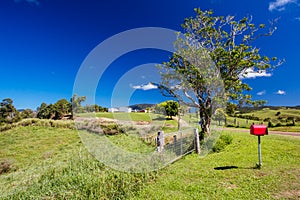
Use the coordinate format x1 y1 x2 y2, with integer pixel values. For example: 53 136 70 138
1 119 299 199
79 112 180 133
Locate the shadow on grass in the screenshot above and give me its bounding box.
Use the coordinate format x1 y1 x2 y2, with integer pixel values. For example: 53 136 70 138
152 116 167 121
214 165 262 170
214 166 238 170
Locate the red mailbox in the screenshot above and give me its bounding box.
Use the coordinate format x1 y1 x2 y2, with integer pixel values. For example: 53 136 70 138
250 124 268 136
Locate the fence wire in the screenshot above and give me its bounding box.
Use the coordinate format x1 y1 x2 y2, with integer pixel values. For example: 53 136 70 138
155 128 196 165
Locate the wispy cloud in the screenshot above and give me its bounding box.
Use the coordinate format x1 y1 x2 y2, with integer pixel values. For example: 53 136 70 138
130 82 158 91
276 90 286 95
239 68 272 79
257 90 266 96
14 0 40 6
269 0 298 11
295 17 300 21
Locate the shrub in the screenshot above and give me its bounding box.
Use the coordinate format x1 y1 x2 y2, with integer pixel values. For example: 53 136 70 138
0 159 15 174
212 134 233 153
268 121 273 127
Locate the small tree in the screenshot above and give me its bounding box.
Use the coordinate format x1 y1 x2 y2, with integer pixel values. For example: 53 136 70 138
165 101 179 119
213 108 227 126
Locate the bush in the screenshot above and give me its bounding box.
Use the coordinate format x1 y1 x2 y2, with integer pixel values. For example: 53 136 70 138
0 159 15 174
268 121 273 127
212 134 233 153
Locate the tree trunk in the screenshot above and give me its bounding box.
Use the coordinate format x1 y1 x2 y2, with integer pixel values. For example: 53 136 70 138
199 105 211 137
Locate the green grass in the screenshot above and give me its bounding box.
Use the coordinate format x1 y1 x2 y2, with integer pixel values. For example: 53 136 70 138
226 116 265 128
79 112 155 122
1 125 300 199
269 126 300 132
134 131 300 199
238 107 300 126
0 126 156 199
242 107 300 120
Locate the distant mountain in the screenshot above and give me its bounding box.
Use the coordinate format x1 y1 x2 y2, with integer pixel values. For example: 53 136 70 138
129 104 155 111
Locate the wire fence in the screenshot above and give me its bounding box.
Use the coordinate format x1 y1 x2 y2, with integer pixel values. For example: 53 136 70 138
154 128 197 165
75 118 201 172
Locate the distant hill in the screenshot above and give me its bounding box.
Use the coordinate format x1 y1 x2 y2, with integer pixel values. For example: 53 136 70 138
238 105 300 113
129 104 155 111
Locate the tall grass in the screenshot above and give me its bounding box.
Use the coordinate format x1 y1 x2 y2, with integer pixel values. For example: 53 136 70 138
0 118 76 132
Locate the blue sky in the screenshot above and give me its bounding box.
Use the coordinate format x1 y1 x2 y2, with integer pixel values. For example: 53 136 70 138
0 0 299 109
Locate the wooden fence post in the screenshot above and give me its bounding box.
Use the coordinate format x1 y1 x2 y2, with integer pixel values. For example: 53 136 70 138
194 128 200 155
156 131 164 152
173 134 178 155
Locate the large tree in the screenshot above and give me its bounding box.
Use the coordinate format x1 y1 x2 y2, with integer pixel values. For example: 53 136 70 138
37 103 56 119
55 99 72 119
157 8 283 135
70 94 86 118
37 99 71 120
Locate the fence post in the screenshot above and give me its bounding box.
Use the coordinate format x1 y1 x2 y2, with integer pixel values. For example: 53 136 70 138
173 134 177 155
180 131 183 155
156 131 164 152
194 128 200 155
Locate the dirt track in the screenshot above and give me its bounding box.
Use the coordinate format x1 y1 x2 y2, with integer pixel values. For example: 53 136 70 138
223 127 300 137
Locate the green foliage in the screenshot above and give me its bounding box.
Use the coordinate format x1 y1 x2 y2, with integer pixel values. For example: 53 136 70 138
20 109 35 119
71 94 86 115
213 108 227 125
37 98 72 120
84 104 108 112
226 102 237 116
0 98 21 124
164 101 179 118
212 134 233 153
54 98 72 119
157 8 283 135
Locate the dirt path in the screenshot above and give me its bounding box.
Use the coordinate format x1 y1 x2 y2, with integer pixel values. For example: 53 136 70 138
223 127 300 137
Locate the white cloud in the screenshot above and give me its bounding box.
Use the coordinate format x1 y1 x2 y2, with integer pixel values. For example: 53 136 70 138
257 90 266 96
269 0 298 11
131 82 158 91
276 90 286 95
239 68 272 79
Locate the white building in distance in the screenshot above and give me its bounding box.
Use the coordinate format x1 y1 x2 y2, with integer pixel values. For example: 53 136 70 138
108 107 132 113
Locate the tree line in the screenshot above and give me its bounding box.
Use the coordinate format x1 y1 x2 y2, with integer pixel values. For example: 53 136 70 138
0 95 108 125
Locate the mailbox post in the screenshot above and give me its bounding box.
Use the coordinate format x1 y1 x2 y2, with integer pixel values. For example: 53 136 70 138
250 124 268 167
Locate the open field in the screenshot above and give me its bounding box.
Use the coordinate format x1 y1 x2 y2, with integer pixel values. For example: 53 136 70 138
78 112 155 122
1 124 300 199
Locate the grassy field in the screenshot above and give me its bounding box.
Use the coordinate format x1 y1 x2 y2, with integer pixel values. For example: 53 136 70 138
78 112 155 122
1 123 300 199
134 131 300 199
240 107 300 120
